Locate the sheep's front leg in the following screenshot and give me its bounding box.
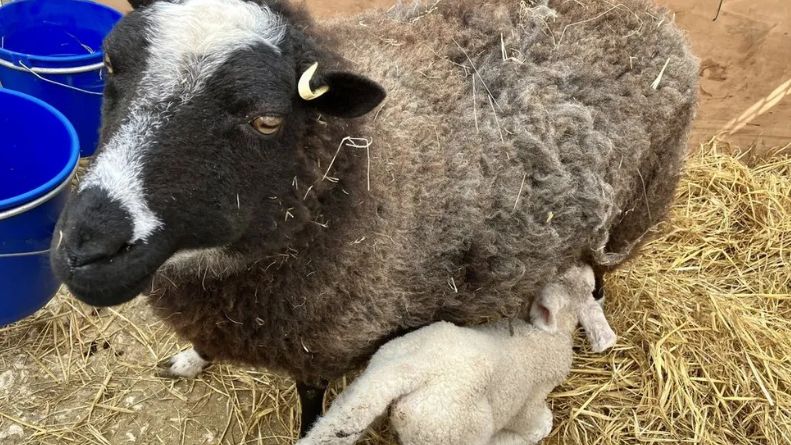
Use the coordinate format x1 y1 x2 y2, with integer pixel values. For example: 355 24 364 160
297 380 328 438
157 347 211 379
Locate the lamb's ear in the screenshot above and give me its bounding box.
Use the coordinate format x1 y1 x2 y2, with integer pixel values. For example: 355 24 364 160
530 288 563 333
298 63 386 118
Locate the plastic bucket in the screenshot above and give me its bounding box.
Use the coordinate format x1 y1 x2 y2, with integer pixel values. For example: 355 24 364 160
0 0 121 157
0 88 79 326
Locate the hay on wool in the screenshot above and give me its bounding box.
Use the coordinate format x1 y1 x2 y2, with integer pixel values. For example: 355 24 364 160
0 138 789 444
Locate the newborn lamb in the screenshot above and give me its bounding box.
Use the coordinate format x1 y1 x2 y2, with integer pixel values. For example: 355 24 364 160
299 264 616 445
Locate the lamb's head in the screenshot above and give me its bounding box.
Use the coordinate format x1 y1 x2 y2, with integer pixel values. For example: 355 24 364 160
530 264 617 352
530 265 609 332
50 0 385 307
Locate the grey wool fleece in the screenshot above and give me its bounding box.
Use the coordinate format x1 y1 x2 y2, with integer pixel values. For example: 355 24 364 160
150 0 698 383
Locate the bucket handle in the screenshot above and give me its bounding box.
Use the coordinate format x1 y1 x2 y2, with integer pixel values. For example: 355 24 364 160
0 163 78 221
0 248 51 259
0 58 104 96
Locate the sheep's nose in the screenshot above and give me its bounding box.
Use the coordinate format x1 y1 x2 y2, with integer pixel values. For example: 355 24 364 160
57 187 134 268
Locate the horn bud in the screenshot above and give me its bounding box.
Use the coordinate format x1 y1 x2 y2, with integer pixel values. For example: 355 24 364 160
298 62 330 101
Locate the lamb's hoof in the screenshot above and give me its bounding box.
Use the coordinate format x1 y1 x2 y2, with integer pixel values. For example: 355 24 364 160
156 348 210 379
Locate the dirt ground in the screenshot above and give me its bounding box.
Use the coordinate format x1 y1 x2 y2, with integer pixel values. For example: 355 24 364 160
98 0 791 150
1 1 789 445
662 0 791 150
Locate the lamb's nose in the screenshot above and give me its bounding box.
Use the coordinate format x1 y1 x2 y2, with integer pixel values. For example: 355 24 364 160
57 187 134 268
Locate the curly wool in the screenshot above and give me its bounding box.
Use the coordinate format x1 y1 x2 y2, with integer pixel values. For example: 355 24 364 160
148 0 698 382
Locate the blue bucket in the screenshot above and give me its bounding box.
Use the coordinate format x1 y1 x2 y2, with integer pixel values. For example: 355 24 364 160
0 88 79 326
0 0 121 157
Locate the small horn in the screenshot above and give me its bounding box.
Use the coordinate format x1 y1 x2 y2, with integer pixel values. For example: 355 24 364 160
298 62 330 101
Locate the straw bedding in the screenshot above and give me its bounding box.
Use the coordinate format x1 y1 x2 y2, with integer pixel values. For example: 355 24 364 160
1 139 789 444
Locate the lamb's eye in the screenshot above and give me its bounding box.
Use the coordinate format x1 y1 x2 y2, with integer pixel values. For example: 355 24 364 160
103 54 114 75
251 115 283 135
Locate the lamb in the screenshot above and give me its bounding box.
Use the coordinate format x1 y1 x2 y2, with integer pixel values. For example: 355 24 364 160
49 0 698 434
299 264 616 445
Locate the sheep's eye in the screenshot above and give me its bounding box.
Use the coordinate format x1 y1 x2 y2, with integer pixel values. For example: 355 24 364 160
103 54 114 75
251 115 283 136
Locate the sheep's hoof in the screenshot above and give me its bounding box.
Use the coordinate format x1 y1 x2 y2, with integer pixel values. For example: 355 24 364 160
593 288 606 307
156 348 210 379
595 294 606 308
593 270 606 307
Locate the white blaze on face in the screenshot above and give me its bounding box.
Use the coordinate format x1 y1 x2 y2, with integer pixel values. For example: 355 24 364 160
81 0 286 243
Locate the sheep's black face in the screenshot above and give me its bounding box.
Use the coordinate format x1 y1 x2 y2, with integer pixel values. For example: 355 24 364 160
50 0 385 307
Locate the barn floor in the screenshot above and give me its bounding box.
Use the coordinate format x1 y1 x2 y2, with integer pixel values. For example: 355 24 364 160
2 1 791 444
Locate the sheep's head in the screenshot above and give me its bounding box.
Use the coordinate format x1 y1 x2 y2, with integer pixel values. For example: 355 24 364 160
50 0 385 307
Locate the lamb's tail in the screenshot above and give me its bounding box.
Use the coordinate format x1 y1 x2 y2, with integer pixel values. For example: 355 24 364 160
298 362 423 445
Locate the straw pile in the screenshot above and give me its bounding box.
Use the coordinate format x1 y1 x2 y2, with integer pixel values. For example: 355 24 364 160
1 139 789 444
546 140 791 445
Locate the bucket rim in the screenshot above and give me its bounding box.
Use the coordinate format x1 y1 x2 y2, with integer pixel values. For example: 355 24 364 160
0 88 80 213
0 161 77 222
0 0 122 66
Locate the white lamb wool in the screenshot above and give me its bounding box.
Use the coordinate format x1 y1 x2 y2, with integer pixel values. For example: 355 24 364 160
300 264 617 445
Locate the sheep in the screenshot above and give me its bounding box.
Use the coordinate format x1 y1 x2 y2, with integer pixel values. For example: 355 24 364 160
50 0 698 434
299 264 616 445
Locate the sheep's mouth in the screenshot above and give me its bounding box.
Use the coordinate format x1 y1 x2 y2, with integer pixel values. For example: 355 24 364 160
52 239 175 308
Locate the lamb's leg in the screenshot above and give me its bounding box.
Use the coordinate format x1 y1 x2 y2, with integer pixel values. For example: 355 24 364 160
522 402 553 444
487 430 529 445
491 401 552 445
394 391 494 445
157 347 211 379
297 380 328 438
299 361 424 445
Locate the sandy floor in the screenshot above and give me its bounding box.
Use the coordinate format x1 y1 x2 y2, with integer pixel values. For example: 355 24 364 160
662 0 791 150
96 0 791 150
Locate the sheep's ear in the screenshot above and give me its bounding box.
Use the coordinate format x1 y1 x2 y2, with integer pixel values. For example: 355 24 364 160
298 64 386 118
128 0 159 9
530 288 563 333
